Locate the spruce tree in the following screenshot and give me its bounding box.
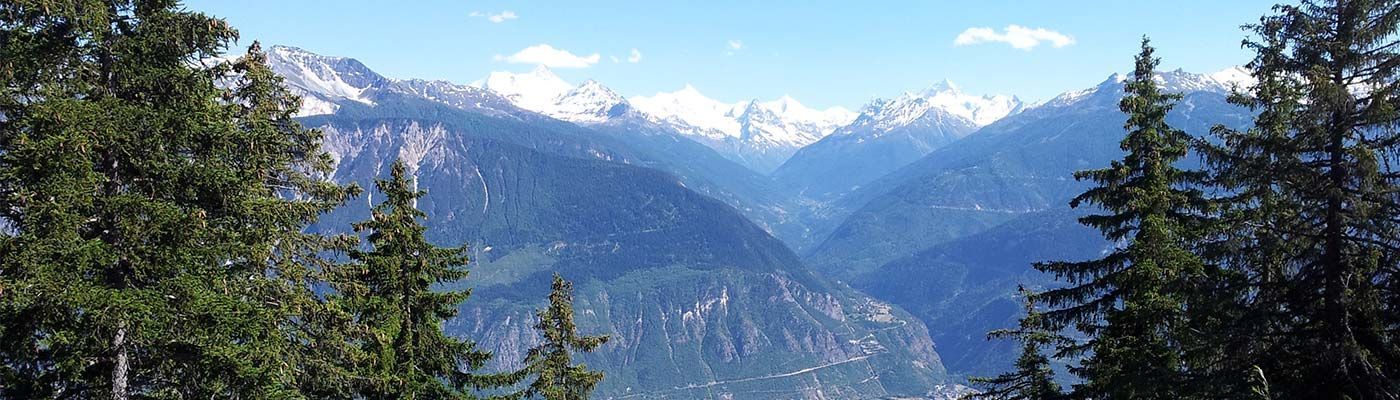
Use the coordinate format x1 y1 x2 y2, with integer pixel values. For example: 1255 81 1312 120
967 288 1064 400
0 3 355 397
1202 0 1400 397
505 274 610 400
334 160 495 399
1032 37 1212 399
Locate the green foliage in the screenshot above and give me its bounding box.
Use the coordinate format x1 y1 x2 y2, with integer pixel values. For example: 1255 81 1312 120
1031 38 1212 399
0 3 355 398
330 160 503 399
967 288 1064 400
503 274 609 400
1200 0 1400 397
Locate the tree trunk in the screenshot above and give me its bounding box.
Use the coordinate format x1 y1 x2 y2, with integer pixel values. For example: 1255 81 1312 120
113 321 129 400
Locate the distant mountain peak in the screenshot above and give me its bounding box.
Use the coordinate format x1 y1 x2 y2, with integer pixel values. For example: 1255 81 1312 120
264 45 388 116
676 83 706 96
1044 67 1254 110
264 45 527 118
629 85 745 140
849 82 1021 131
739 96 856 146
626 86 856 172
763 95 802 110
566 79 623 102
577 78 607 89
549 79 633 123
924 78 961 94
525 64 564 82
265 45 385 98
269 45 337 60
477 67 574 112
268 44 310 56
1208 66 1255 90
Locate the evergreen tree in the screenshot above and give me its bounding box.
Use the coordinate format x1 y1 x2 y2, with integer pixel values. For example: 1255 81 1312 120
505 274 610 400
1202 0 1400 397
333 159 497 399
967 288 1064 400
1032 37 1212 399
0 2 355 397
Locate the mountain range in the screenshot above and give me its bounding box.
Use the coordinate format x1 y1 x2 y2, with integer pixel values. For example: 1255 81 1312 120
473 65 859 174
263 43 1255 398
804 68 1254 376
774 82 1023 225
266 45 961 399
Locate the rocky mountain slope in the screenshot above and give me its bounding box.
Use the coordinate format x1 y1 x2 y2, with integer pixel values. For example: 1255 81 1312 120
801 69 1253 376
270 45 961 399
773 81 1022 202
769 82 1022 249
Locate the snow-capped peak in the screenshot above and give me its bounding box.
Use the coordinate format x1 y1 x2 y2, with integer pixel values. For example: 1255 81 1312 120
1208 66 1256 91
1153 68 1240 93
628 85 856 148
922 79 961 95
731 95 856 147
469 67 634 124
1045 67 1254 108
919 80 1022 126
760 95 804 113
577 79 613 93
265 45 387 115
753 96 855 131
1138 67 1256 93
672 84 716 102
850 81 1022 131
266 46 383 102
476 65 574 112
549 79 632 123
629 85 746 141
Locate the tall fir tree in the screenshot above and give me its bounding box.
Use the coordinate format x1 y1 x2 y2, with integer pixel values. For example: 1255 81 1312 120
0 2 356 398
226 43 366 399
504 274 610 400
967 288 1064 400
1032 37 1212 399
333 159 499 399
1202 0 1400 398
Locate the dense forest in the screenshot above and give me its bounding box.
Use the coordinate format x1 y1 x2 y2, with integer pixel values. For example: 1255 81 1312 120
0 1 605 398
0 0 1397 399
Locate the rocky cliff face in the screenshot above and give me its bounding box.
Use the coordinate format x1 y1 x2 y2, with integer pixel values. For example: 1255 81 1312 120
303 110 956 399
460 266 947 400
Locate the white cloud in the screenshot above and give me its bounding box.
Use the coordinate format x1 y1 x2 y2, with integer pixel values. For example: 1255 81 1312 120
627 48 642 63
726 40 744 56
470 10 518 23
489 11 518 23
953 25 1075 50
494 44 600 68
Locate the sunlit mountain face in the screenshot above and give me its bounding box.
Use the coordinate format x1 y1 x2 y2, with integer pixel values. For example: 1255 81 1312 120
265 40 1256 397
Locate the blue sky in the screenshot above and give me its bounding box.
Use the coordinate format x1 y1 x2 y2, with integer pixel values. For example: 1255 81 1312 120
186 0 1279 108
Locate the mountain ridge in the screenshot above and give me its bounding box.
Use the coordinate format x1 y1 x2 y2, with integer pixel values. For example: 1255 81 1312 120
800 68 1255 379
270 45 962 399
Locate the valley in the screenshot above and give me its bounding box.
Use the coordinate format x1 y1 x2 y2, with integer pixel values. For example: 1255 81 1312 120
10 1 1395 398
264 45 1253 398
